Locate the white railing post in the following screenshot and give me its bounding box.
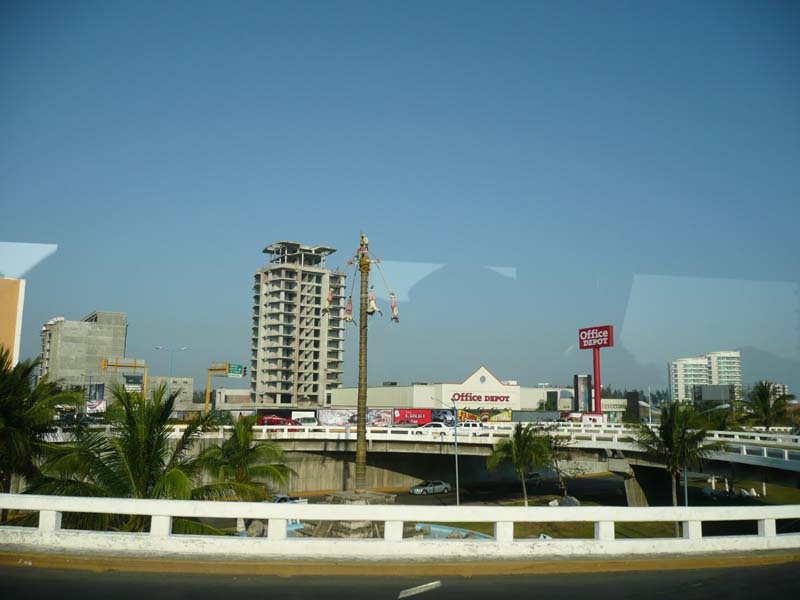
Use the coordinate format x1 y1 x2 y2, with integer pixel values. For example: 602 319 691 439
38 510 62 532
594 521 615 541
385 520 404 542
758 519 776 537
268 519 288 540
762 447 768 458
494 521 514 542
682 520 702 540
150 515 172 537
784 449 789 461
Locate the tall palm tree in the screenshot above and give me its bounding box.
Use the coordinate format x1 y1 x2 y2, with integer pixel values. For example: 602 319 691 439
636 402 716 536
487 423 549 506
196 413 294 492
28 383 262 533
742 381 795 432
0 347 81 504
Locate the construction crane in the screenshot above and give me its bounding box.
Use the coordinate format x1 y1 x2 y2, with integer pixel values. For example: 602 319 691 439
100 358 150 399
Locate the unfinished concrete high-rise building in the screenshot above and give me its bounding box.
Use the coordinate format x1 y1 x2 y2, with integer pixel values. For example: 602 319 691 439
38 311 128 394
250 241 345 406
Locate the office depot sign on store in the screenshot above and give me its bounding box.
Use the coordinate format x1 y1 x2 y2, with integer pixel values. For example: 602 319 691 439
578 325 614 350
451 392 511 403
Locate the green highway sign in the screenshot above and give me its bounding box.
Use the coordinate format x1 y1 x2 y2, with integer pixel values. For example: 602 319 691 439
227 363 244 378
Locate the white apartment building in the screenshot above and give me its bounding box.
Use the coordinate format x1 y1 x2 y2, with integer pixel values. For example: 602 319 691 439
250 241 346 406
668 350 742 403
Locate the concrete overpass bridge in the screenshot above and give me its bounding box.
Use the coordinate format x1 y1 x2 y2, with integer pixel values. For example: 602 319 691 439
51 422 800 500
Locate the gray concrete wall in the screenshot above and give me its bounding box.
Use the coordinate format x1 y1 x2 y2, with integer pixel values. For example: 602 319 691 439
41 312 128 390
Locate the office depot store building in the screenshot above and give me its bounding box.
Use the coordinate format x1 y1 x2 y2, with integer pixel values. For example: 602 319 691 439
330 366 522 422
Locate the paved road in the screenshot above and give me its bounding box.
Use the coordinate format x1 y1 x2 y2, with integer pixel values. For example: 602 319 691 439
391 475 628 506
1 562 796 599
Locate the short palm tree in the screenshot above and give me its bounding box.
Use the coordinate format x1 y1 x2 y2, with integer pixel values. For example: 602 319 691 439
742 381 795 432
487 423 549 506
196 413 294 493
0 347 81 507
636 402 716 536
28 384 263 533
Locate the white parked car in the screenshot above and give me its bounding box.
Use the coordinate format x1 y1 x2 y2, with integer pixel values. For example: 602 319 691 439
412 422 451 435
296 417 318 427
409 480 452 495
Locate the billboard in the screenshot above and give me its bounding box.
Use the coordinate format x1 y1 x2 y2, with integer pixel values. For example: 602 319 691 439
458 409 512 423
578 325 614 350
392 409 432 425
86 383 106 413
318 409 392 427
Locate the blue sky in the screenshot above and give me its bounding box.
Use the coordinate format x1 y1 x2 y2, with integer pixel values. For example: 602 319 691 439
2 1 799 392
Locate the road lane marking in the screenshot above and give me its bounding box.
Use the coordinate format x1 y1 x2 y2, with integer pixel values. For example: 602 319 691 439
398 580 442 598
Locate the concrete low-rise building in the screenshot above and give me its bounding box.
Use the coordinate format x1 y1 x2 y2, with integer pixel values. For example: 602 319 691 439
213 387 256 417
330 366 578 420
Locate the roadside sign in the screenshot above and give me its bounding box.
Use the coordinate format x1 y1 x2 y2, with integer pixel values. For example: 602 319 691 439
578 325 614 350
227 363 244 378
123 374 143 392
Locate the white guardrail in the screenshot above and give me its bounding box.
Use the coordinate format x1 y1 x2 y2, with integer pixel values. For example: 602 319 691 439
64 422 800 446
46 424 800 469
1 494 799 560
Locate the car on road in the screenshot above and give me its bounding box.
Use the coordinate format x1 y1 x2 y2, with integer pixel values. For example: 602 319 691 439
409 480 452 495
412 422 451 435
258 415 302 431
295 417 318 427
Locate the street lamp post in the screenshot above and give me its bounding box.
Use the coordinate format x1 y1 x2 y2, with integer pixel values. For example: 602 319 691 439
154 346 188 400
452 399 460 506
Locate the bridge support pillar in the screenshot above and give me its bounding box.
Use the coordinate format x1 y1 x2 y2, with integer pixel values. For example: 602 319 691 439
623 476 649 507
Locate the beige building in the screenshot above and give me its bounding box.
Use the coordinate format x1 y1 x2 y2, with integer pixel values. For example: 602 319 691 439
0 277 25 365
251 241 346 407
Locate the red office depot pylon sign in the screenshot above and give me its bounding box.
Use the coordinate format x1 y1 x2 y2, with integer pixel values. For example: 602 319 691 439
578 325 615 350
578 325 614 416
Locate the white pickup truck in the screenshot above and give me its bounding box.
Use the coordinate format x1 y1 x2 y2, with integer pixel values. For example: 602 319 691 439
456 421 487 435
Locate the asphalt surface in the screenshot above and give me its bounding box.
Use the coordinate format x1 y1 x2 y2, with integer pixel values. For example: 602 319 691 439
1 562 797 599
391 475 628 506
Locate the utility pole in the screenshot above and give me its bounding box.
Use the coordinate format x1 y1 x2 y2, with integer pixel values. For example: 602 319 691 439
355 235 371 492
